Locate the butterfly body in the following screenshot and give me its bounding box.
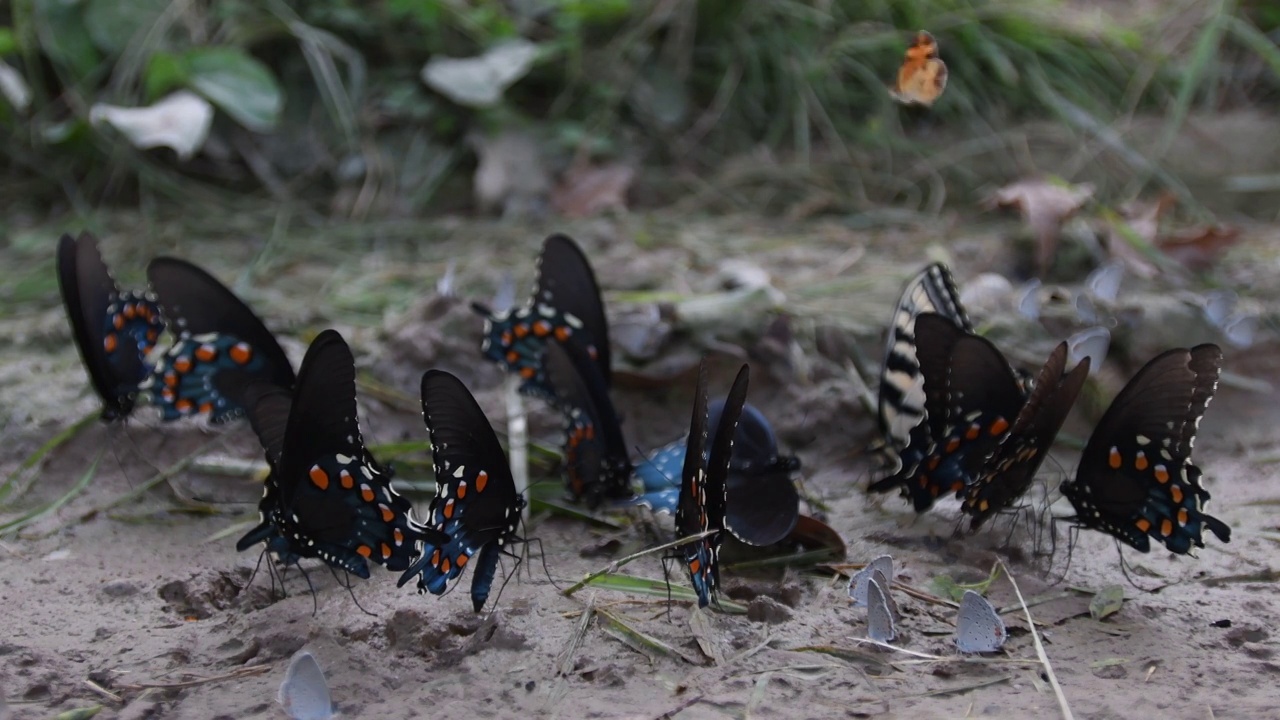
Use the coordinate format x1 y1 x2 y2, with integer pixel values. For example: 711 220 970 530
890 30 948 106
399 370 526 612
1061 345 1230 554
57 233 166 421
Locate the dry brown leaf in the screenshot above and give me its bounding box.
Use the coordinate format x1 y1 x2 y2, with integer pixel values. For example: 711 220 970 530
551 161 634 218
984 178 1095 275
1157 225 1242 272
1105 192 1176 278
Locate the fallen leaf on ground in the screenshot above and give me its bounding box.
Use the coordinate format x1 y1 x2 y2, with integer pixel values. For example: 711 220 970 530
1157 225 1242 272
983 178 1095 275
89 91 213 161
1106 192 1176 277
551 161 634 218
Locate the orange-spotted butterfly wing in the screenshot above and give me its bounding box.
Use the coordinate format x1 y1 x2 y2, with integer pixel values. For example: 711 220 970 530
399 369 525 612
1061 345 1230 553
890 30 948 107
872 313 1025 512
675 362 748 608
963 342 1090 531
57 233 165 422
233 330 441 579
476 233 611 400
144 257 295 423
543 339 633 507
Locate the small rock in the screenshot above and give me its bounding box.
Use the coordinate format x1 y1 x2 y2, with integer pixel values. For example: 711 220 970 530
746 597 792 624
102 580 140 598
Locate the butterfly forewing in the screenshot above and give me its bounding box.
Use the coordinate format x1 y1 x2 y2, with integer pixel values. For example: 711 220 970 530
535 234 611 385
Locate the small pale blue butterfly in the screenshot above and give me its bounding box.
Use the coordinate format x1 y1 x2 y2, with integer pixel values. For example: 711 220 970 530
279 650 333 720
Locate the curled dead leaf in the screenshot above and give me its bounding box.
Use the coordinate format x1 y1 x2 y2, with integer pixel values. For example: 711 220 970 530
1157 225 1242 273
984 178 1094 275
551 161 634 218
1106 192 1176 278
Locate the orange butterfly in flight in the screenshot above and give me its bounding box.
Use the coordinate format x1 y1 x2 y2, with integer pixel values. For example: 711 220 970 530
890 30 948 106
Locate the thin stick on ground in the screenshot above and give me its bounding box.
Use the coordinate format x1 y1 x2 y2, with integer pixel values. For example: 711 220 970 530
117 664 270 691
999 560 1074 720
562 529 715 597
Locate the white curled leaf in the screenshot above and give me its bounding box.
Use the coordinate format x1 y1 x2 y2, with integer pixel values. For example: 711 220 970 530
422 39 540 108
89 90 213 161
0 61 31 111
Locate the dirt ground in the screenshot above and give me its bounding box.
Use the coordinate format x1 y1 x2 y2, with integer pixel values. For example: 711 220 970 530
2 214 1279 719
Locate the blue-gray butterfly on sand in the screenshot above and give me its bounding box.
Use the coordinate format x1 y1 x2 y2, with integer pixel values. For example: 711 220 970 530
279 650 333 720
848 555 893 608
866 577 898 643
954 590 1006 653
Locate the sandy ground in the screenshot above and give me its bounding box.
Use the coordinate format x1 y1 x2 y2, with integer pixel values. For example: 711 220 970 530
2 216 1279 719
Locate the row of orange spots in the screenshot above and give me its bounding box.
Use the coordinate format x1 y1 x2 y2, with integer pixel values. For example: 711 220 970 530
175 398 195 413
310 465 330 490
475 470 489 493
379 504 395 523
1134 451 1149 471
339 469 354 489
443 498 456 519
532 319 552 337
456 480 468 499
195 344 218 363
989 417 1010 435
360 484 375 503
172 356 193 373
103 333 118 352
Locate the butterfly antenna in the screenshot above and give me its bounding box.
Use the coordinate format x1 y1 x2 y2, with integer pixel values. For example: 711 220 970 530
332 567 375 617
296 563 319 616
1115 544 1171 594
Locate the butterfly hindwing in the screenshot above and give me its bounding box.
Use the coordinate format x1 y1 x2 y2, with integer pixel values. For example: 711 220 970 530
543 340 632 506
145 258 295 423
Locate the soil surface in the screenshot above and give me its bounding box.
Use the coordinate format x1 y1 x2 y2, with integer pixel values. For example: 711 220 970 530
1 215 1277 719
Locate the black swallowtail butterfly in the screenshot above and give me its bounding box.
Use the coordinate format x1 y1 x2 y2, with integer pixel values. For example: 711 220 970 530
1060 345 1230 554
870 313 1026 512
673 361 749 608
962 341 1090 531
475 234 611 401
229 330 442 578
398 369 526 612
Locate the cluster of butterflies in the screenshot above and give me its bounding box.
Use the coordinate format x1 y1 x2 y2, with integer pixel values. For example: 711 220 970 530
849 555 1007 653
868 262 1232 557
56 232 804 611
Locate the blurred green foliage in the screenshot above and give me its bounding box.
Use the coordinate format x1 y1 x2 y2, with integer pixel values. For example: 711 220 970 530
0 0 1276 218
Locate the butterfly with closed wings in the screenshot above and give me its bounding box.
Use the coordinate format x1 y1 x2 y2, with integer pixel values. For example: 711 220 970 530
633 400 800 547
542 339 634 507
475 234 611 402
962 341 1090 531
872 312 1029 512
398 370 527 612
670 362 749 608
57 233 166 422
142 257 296 424
1061 345 1230 554
227 330 442 579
